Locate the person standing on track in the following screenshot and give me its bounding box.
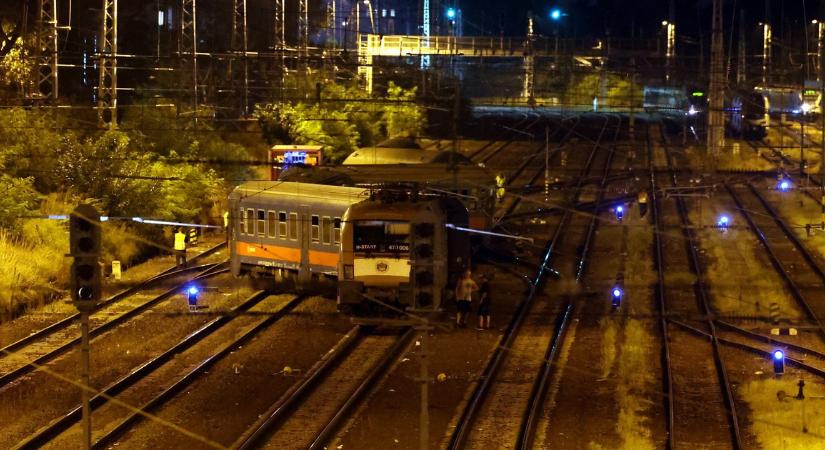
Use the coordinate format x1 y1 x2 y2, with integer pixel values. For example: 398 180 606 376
477 274 492 329
174 227 187 268
455 269 478 327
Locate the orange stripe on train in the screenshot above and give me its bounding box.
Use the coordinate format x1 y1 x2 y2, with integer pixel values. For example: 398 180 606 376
236 242 301 262
237 243 338 268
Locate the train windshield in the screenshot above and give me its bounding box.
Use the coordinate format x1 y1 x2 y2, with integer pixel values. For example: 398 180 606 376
353 221 410 254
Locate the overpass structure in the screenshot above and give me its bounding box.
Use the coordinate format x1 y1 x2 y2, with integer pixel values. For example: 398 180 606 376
356 33 662 97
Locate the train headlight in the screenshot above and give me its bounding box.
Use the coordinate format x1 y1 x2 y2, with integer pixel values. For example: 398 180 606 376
344 264 354 280
802 102 812 114
688 105 698 116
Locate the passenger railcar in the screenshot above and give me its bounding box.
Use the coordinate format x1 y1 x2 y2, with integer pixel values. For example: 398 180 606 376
337 194 470 316
229 181 367 286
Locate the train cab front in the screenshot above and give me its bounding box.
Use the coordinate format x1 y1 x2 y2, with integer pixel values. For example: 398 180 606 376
338 218 412 316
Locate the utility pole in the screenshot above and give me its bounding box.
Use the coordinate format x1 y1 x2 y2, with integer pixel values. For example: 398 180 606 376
274 0 285 101
180 0 198 126
737 9 746 84
665 0 675 82
707 0 726 163
820 1 825 182
523 15 535 105
231 0 249 115
544 125 550 202
28 0 59 102
416 324 432 450
763 0 772 86
98 0 118 129
298 0 309 65
70 204 102 450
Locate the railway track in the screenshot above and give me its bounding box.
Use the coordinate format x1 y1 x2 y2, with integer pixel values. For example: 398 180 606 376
725 182 825 340
14 291 304 449
655 124 742 449
0 241 225 357
0 259 228 388
234 327 414 450
447 114 618 449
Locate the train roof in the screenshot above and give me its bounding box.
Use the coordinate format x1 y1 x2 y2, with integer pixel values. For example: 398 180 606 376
342 146 471 165
229 181 368 204
279 164 496 189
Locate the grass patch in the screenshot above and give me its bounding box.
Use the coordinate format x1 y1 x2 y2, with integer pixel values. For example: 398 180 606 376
599 317 618 379
0 229 68 320
741 377 825 449
615 319 656 450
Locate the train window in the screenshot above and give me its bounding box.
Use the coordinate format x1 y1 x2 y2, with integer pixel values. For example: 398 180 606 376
289 213 298 240
267 211 276 238
311 215 320 242
278 212 287 238
240 208 247 235
257 210 265 236
322 217 332 244
245 209 254 235
333 218 342 244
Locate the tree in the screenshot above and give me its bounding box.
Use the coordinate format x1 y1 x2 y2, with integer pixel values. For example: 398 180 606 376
383 82 423 138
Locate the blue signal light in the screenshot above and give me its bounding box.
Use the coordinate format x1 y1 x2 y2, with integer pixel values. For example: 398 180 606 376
550 8 562 20
717 215 730 228
616 205 624 213
446 8 456 19
612 288 622 298
773 350 784 360
187 286 199 296
779 180 791 191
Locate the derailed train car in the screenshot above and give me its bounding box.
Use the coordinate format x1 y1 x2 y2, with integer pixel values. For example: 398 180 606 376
337 194 470 316
228 181 367 287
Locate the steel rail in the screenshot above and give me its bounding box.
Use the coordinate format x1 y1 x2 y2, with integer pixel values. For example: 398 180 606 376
714 319 825 361
0 242 225 357
0 262 229 388
15 290 276 450
662 128 743 450
92 293 306 449
670 320 825 379
724 185 825 341
746 183 825 283
517 116 623 450
307 329 416 450
649 125 675 450
233 328 414 450
447 114 615 450
232 326 366 449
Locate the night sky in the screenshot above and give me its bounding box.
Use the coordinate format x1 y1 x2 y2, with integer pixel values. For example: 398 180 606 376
463 0 823 39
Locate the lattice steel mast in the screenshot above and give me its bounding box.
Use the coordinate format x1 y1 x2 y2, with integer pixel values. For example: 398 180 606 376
98 0 118 128
231 0 249 114
180 0 198 124
28 0 59 102
707 0 726 158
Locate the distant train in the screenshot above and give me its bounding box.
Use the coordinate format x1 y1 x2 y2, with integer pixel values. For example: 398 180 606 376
337 193 470 316
756 85 821 118
228 181 367 285
642 86 707 118
728 91 767 139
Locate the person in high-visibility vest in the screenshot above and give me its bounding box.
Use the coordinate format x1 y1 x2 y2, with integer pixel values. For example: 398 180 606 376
174 228 187 267
495 174 506 201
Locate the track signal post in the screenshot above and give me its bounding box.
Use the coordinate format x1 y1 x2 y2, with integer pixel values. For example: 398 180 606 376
69 204 102 450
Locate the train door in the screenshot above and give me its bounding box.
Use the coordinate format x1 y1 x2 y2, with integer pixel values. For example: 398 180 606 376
298 205 311 284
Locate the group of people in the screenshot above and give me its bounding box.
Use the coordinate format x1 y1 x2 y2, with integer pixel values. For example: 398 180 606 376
454 269 492 329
